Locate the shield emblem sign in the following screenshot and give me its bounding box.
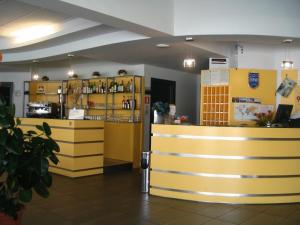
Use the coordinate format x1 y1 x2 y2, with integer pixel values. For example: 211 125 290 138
248 73 259 89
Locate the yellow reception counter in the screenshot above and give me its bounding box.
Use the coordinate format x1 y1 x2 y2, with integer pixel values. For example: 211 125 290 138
150 124 300 204
19 118 104 178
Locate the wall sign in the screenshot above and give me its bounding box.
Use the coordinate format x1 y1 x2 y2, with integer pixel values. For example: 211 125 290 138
248 72 259 89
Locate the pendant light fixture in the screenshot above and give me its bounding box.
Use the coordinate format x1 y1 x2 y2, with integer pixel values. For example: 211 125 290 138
281 39 293 70
67 54 75 77
183 58 196 68
31 60 39 80
183 36 196 69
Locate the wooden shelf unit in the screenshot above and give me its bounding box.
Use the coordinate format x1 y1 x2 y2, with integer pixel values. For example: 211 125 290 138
201 85 229 126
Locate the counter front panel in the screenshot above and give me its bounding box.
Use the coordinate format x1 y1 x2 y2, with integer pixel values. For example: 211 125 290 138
19 118 104 178
150 125 300 204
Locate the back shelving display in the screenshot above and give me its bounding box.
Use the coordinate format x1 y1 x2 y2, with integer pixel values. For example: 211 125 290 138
24 75 143 123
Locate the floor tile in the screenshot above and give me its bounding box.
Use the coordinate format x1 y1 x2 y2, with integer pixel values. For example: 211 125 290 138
240 213 284 225
218 208 260 224
21 171 300 225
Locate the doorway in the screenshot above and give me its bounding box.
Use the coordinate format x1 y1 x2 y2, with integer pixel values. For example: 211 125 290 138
149 78 176 147
150 78 176 123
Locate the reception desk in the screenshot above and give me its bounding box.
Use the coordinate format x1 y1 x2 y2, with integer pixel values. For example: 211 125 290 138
19 118 104 178
150 124 300 204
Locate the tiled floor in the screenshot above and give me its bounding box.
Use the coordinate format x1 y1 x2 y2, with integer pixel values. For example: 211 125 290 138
22 171 300 225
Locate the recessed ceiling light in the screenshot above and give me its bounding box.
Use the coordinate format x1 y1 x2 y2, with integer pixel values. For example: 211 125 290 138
156 43 170 48
185 36 194 41
282 39 293 44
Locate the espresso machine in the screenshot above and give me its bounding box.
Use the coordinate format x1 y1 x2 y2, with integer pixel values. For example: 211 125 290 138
26 102 59 118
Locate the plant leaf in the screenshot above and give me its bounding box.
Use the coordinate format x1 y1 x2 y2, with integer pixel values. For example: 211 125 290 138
42 122 51 136
0 128 8 145
36 125 44 132
34 182 49 198
40 158 49 176
19 189 32 203
27 130 37 136
42 173 52 187
49 153 59 165
16 118 21 126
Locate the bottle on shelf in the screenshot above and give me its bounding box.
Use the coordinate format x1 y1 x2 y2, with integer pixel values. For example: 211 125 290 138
129 96 136 110
129 79 133 92
126 97 130 109
82 83 86 94
126 80 130 92
118 80 124 92
122 96 126 109
57 86 62 94
113 81 118 93
109 81 113 93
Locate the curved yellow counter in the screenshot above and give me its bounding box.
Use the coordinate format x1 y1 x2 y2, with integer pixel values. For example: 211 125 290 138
150 124 300 204
19 118 104 178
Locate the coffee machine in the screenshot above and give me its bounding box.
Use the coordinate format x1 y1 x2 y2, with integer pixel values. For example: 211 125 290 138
26 102 59 118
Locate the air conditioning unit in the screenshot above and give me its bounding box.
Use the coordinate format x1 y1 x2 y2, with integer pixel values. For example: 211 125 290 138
209 58 229 69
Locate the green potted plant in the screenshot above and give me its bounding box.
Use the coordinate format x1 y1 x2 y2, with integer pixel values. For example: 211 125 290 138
0 98 60 225
152 101 170 124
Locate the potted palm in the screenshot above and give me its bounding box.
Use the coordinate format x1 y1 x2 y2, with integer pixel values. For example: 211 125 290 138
152 101 170 124
0 98 60 224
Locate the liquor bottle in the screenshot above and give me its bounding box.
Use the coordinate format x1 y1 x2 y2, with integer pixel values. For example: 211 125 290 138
98 83 101 93
108 82 112 93
126 81 130 92
126 97 130 109
92 82 95 93
129 79 133 92
122 96 126 109
114 81 118 93
101 82 104 93
130 96 136 109
119 80 124 92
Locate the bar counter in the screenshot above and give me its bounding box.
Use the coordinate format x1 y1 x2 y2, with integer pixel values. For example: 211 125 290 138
19 118 104 178
150 124 300 204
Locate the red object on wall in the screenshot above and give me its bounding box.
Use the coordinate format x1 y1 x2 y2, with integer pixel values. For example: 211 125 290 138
0 52 3 62
144 95 150 105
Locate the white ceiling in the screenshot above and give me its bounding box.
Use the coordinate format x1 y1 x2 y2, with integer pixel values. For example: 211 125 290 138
0 0 300 73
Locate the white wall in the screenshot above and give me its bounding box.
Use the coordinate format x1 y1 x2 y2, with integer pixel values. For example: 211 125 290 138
237 43 277 70
38 59 144 80
0 72 31 117
143 64 198 151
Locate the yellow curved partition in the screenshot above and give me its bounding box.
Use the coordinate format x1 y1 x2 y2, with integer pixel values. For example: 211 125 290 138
150 124 300 204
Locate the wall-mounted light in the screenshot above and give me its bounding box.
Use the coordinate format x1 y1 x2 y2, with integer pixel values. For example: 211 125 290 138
183 58 196 68
31 60 39 80
281 39 293 70
67 54 75 77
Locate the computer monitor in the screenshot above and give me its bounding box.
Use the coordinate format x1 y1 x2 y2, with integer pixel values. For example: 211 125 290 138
273 104 293 124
